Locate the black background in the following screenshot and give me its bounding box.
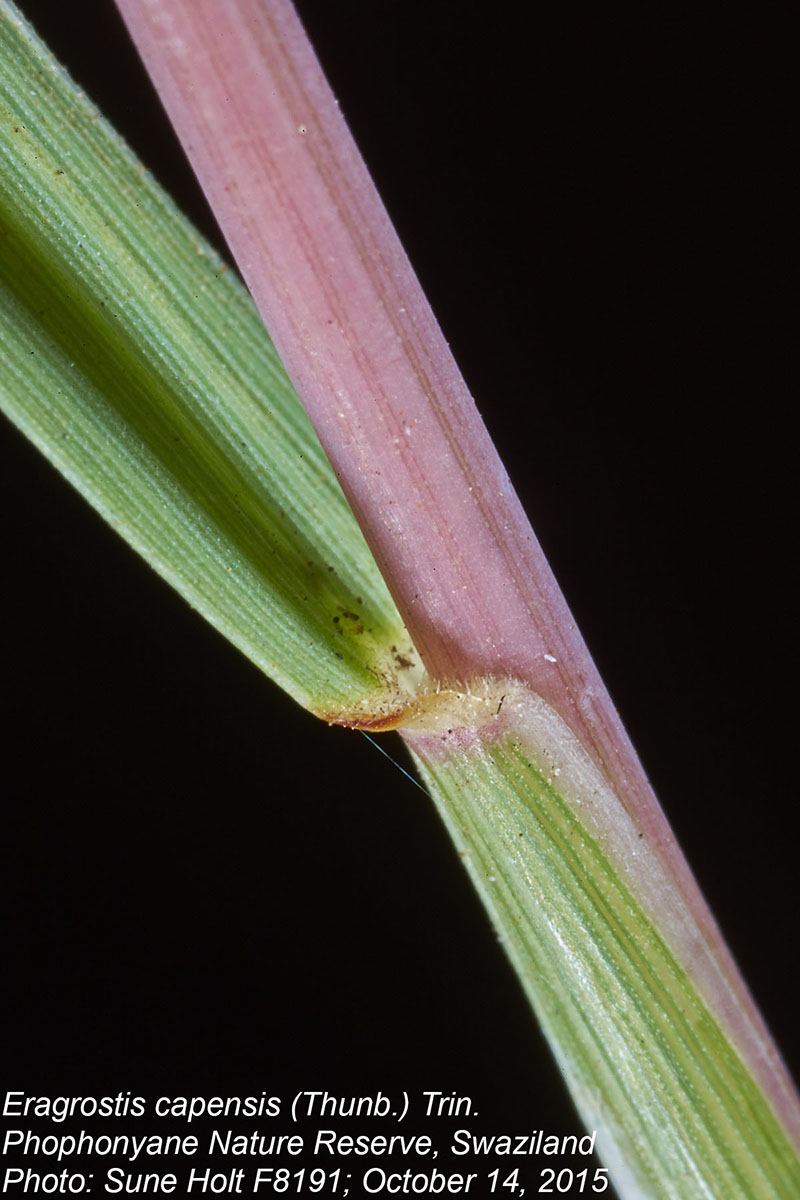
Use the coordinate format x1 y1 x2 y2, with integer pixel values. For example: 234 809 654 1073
2 1 797 1193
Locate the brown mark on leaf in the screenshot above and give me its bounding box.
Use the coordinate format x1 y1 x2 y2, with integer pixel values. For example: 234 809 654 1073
319 677 525 736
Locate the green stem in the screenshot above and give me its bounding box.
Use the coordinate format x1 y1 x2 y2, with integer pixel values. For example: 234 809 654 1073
408 700 800 1197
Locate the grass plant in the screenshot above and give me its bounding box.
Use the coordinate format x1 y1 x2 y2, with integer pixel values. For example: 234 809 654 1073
2 2 798 1195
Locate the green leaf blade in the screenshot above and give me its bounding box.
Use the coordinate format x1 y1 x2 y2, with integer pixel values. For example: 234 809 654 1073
0 1 415 713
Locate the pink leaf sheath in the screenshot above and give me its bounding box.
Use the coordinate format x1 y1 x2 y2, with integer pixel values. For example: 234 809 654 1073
114 0 799 1148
